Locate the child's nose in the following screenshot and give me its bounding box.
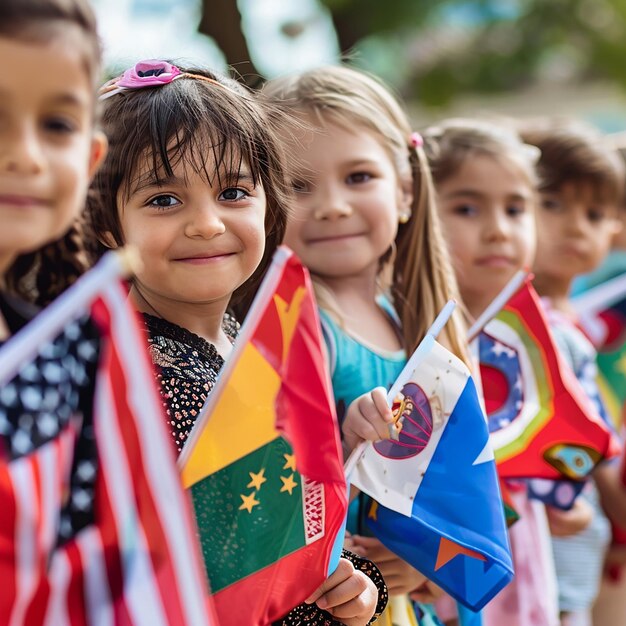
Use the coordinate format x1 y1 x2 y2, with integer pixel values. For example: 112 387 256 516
484 213 511 240
313 186 353 221
0 124 45 176
185 205 226 238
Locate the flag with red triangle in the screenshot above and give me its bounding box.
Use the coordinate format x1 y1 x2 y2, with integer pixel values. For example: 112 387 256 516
178 247 348 626
478 279 619 485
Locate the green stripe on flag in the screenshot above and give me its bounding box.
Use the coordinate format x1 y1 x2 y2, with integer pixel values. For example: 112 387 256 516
191 437 306 592
494 309 553 462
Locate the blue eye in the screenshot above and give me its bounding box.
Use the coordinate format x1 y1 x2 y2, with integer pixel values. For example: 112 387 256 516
219 188 248 201
149 195 180 209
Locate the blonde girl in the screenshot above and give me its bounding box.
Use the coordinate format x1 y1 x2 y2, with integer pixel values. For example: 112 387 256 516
265 65 468 626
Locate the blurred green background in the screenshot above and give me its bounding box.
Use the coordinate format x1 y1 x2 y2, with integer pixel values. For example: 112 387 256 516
91 0 626 131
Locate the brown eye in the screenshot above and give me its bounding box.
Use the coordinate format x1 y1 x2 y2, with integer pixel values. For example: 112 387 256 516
149 195 179 208
219 188 247 201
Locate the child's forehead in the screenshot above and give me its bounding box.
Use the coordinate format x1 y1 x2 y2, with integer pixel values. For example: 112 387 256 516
125 139 252 191
0 31 94 108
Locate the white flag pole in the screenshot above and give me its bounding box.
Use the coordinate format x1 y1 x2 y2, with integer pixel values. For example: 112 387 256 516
343 300 457 479
0 249 137 386
572 272 626 317
467 270 528 342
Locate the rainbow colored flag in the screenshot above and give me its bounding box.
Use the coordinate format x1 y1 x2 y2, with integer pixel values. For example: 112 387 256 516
179 247 347 626
478 279 619 484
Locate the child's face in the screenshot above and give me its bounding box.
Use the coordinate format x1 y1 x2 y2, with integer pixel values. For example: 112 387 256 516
283 119 410 284
437 154 536 318
533 181 622 284
0 35 105 276
117 151 267 310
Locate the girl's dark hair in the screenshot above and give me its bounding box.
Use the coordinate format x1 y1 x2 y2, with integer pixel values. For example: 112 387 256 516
85 65 291 316
1 0 101 306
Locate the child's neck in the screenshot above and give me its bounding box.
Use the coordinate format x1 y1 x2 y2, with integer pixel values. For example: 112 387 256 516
130 286 233 359
532 273 575 315
320 275 402 352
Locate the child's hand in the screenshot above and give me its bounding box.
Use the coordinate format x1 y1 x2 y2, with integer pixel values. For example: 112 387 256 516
546 497 593 537
351 535 426 596
342 387 395 454
305 557 377 626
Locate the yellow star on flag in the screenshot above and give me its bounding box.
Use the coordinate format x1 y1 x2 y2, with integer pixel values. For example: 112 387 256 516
280 473 298 495
283 453 296 471
239 492 260 513
247 468 267 490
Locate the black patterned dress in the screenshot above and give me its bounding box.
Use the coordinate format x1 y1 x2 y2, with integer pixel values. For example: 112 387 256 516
143 312 387 625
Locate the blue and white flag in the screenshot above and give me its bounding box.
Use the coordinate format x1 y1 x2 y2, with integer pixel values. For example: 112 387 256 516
349 334 513 611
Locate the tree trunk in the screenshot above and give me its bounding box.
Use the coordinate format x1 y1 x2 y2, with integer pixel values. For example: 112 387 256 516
199 0 262 86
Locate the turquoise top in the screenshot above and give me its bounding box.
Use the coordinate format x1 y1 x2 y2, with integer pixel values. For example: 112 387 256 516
319 299 444 626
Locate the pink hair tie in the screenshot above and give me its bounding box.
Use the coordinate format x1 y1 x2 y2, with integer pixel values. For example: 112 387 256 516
410 131 424 148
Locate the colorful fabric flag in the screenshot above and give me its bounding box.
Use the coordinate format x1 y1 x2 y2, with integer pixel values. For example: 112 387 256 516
478 279 619 484
349 332 512 611
0 252 213 626
574 275 626 429
179 246 348 626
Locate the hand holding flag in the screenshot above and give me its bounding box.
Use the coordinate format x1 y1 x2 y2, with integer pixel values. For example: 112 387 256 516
347 303 513 611
179 247 348 626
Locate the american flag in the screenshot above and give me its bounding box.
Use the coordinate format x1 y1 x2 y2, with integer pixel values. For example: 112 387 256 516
0 253 215 625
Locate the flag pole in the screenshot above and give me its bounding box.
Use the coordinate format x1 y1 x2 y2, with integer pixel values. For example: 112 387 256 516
0 249 138 386
572 271 626 316
344 300 457 479
467 270 528 342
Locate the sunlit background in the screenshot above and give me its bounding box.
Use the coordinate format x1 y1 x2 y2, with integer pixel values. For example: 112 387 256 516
90 0 626 131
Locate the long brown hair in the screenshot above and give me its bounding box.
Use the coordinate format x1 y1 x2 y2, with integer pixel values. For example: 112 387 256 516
264 65 468 361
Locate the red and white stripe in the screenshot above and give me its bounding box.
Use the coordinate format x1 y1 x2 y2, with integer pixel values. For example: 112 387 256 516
0 256 215 625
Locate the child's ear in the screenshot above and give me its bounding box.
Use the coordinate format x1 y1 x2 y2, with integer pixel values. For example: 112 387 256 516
88 131 108 179
398 176 414 218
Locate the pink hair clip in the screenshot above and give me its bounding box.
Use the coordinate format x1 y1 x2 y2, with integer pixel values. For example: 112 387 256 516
99 59 230 101
409 131 424 149
100 60 181 100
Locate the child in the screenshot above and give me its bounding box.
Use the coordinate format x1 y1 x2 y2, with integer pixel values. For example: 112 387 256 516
86 59 386 626
0 0 110 618
423 118 564 626
520 119 626 626
264 65 469 626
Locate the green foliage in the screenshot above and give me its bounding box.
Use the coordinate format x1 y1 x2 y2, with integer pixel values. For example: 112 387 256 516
319 0 626 106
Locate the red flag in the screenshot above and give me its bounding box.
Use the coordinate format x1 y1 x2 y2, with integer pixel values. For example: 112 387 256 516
180 246 348 626
478 279 619 481
0 253 215 625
